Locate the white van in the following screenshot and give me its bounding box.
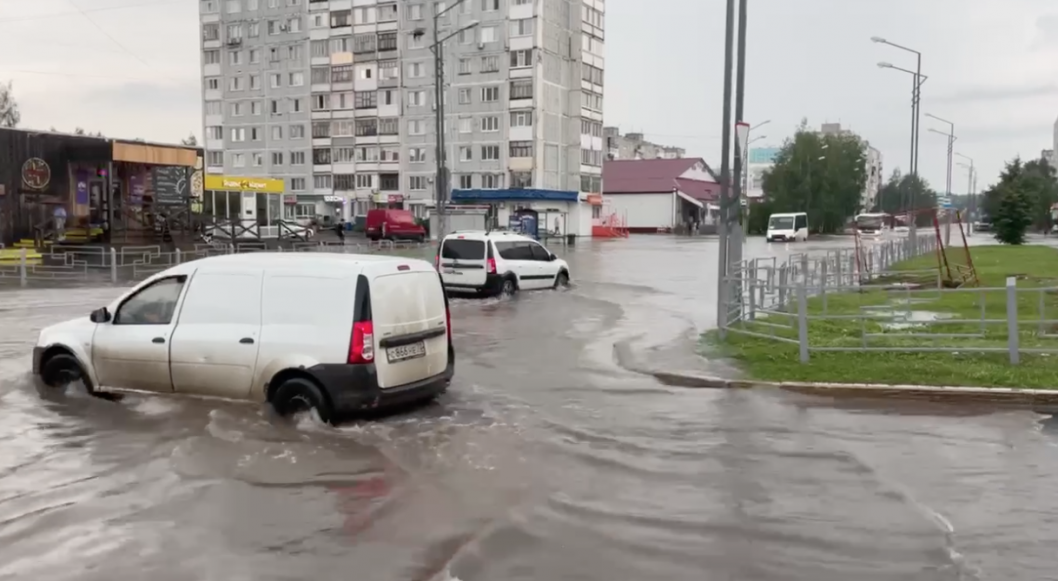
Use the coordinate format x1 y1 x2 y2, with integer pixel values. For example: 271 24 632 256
766 212 809 242
437 231 571 297
31 253 454 423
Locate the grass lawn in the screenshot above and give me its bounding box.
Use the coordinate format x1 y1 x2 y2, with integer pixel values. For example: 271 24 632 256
706 244 1058 388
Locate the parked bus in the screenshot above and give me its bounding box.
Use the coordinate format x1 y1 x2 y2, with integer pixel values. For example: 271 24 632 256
854 212 891 237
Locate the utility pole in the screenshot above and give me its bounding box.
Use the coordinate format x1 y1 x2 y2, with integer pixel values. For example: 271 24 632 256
955 152 974 235
715 0 736 335
415 1 478 240
926 115 955 246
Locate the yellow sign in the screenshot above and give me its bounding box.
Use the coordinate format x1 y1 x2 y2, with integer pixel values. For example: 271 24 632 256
204 175 284 194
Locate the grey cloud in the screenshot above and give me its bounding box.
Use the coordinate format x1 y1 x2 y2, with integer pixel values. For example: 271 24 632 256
928 84 1058 104
1033 14 1058 48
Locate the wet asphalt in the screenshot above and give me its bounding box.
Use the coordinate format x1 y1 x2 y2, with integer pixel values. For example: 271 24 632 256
1 235 1056 580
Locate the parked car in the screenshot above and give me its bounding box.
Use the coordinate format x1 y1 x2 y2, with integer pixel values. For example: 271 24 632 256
365 209 426 242
436 230 571 297
32 253 454 423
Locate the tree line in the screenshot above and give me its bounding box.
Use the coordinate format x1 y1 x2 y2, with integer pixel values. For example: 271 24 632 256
983 157 1057 245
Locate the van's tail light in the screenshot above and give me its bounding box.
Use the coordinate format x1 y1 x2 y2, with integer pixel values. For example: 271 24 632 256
486 258 497 274
348 320 374 364
435 253 440 270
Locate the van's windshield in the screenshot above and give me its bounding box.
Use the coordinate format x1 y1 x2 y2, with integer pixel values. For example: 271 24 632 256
769 216 795 230
441 239 485 260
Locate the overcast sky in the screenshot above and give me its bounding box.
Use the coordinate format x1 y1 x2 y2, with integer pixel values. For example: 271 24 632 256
2 0 1057 192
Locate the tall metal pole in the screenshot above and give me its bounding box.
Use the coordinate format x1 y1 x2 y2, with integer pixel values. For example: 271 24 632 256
729 0 748 309
432 22 446 239
715 0 736 334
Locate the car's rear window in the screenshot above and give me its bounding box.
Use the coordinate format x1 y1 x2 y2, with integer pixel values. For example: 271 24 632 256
441 239 485 260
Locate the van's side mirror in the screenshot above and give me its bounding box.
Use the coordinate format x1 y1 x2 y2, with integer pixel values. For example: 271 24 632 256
549 253 557 261
89 307 111 323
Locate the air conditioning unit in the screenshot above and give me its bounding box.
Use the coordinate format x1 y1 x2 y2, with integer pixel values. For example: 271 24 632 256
477 41 485 50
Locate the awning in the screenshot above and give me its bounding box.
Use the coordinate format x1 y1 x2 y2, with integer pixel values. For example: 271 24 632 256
451 188 579 202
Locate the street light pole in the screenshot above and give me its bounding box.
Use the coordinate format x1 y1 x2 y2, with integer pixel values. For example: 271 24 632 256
715 0 736 336
927 116 956 246
415 0 477 240
728 0 750 303
742 133 767 196
955 152 974 234
873 37 923 249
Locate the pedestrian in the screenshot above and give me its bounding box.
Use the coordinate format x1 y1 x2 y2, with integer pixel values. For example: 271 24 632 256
53 204 67 241
335 219 345 243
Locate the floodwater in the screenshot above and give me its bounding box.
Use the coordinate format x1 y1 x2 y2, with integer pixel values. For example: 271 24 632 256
1 236 1057 580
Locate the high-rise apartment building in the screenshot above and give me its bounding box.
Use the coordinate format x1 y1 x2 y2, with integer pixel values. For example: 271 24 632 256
199 0 605 235
603 127 684 161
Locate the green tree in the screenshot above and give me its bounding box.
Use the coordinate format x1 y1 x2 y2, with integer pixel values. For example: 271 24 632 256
760 120 868 234
0 81 20 128
992 182 1033 244
873 169 938 227
181 133 198 146
982 156 1058 232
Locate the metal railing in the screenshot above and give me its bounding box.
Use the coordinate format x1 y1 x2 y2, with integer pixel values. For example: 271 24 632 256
719 235 1058 364
0 240 435 288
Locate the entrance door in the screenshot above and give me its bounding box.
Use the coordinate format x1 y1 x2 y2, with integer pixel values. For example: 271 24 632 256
17 193 51 242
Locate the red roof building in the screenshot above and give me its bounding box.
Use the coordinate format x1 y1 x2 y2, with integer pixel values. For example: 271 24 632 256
602 158 720 233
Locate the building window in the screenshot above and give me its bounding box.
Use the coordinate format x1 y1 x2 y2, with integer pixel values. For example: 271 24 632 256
314 174 332 190
407 62 425 78
230 102 243 115
207 150 224 166
512 171 532 189
332 65 353 83
203 23 220 41
229 76 244 91
509 79 533 100
408 4 423 20
312 121 330 138
312 93 329 111
204 101 222 115
289 72 304 86
480 26 496 43
378 32 397 51
379 59 399 79
378 3 398 22
330 37 350 53
482 174 502 189
290 177 306 191
311 39 327 56
270 73 281 88
480 86 499 102
271 126 283 140
355 146 378 161
379 174 399 191
378 117 399 135
334 174 356 190
459 174 473 189
510 110 532 127
582 91 603 111
249 75 259 89
290 124 305 139
356 174 373 188
206 126 223 139
355 91 377 109
581 63 604 85
248 22 259 37
311 67 329 84
480 55 499 73
510 141 533 158
333 147 356 162
481 145 499 161
408 90 425 107
509 18 534 37
353 33 377 53
314 148 332 164
409 175 427 190
408 119 425 135
225 0 241 12
409 148 426 162
458 58 471 75
204 50 220 64
355 118 378 136
381 146 400 161
272 151 284 165
206 77 220 90
481 0 499 10
580 148 602 166
230 127 246 142
291 151 306 165
510 49 532 68
329 120 353 136
481 116 499 132
457 88 472 105
331 9 351 27
231 152 245 167
354 6 376 24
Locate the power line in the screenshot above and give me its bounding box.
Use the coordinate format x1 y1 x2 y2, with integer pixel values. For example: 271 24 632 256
0 0 188 25
63 0 160 73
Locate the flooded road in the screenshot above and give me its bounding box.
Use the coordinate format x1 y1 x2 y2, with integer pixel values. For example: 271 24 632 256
2 236 1056 580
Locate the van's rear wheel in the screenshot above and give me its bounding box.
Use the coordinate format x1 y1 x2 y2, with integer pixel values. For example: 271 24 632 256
501 278 517 296
40 353 85 389
272 377 333 424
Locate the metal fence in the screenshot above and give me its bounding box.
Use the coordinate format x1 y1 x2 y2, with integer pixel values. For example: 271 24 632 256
720 235 1058 364
0 240 435 288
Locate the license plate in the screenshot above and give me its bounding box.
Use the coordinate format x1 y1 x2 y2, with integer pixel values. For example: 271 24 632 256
387 341 426 363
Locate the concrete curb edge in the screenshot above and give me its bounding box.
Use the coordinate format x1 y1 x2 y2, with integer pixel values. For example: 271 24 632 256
649 372 1058 406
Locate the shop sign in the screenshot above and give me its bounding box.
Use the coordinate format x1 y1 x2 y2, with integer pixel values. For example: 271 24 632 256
388 194 403 203
323 195 343 203
204 175 284 194
585 194 603 206
21 158 50 190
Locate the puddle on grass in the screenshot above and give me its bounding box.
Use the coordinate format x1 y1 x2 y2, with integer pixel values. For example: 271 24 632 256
863 305 955 331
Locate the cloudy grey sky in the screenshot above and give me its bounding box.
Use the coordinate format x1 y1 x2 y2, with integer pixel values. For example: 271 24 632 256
3 0 1057 193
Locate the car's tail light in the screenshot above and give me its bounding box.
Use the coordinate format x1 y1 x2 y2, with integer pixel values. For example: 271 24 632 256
348 320 374 364
435 253 440 270
486 257 496 274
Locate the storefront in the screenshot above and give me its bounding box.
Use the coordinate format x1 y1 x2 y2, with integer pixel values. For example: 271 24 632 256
201 175 285 231
449 188 593 237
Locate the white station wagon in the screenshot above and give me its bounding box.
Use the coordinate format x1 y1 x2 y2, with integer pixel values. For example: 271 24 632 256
32 253 455 423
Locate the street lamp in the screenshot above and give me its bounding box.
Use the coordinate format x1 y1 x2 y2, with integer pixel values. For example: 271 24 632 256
740 124 769 197
413 0 479 239
873 36 924 247
926 114 956 245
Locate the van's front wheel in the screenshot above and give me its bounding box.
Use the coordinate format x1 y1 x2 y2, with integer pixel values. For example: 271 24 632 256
272 377 333 424
40 353 86 389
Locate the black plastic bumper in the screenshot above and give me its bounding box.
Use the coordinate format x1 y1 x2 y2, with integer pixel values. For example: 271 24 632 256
306 350 454 414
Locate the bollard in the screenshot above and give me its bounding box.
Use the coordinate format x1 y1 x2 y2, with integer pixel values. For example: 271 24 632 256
110 247 117 283
1007 277 1020 364
797 277 809 363
19 247 27 287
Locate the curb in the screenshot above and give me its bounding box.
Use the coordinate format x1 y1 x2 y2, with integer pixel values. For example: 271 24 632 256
649 372 1058 407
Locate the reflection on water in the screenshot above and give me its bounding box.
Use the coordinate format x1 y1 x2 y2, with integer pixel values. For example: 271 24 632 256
0 238 1055 580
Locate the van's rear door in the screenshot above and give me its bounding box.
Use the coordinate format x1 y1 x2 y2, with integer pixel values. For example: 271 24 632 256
367 262 449 388
439 237 487 288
